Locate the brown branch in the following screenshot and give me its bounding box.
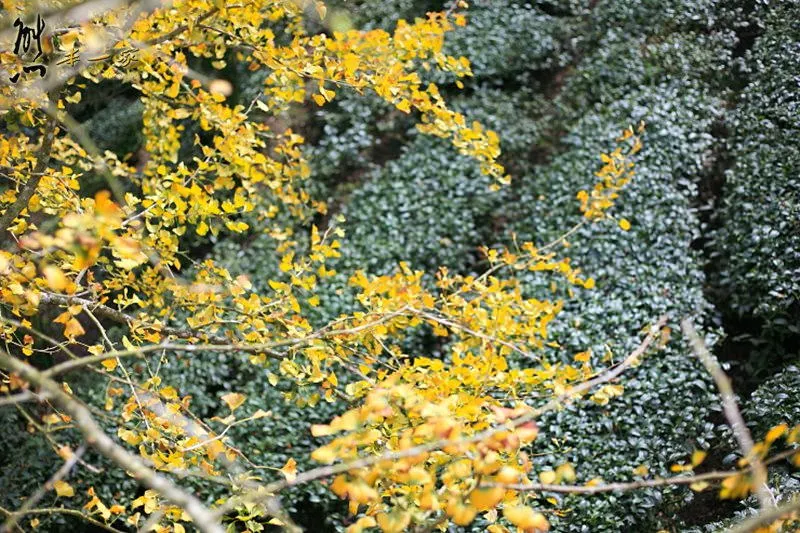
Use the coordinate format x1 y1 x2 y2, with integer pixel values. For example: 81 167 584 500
1 445 86 533
409 307 538 361
482 449 797 495
727 496 800 533
213 316 668 518
0 505 124 533
681 319 775 510
38 305 408 377
0 349 225 533
0 390 50 407
488 470 729 495
37 292 229 343
0 112 58 241
10 402 103 475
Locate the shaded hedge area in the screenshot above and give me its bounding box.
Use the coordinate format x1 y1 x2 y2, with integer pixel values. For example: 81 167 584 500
2 1 800 532
709 1 800 382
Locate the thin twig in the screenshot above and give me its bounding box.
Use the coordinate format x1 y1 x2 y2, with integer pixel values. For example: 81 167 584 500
0 348 225 533
0 505 124 533
38 292 229 344
483 448 797 495
681 319 775 510
726 496 800 533
0 390 49 407
1 445 86 533
40 307 409 377
0 109 58 241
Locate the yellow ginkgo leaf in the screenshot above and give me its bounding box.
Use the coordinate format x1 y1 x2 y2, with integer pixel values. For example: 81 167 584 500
53 480 74 497
280 457 297 482
221 392 246 412
503 506 548 531
765 423 788 444
42 265 68 291
539 470 557 484
691 449 707 467
468 486 505 511
62 318 85 339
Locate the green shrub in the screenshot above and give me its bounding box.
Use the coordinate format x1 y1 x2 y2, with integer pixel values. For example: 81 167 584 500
496 81 721 531
712 3 800 329
442 1 573 80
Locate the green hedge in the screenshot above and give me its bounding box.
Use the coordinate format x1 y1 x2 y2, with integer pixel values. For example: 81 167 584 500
497 80 721 530
712 2 800 333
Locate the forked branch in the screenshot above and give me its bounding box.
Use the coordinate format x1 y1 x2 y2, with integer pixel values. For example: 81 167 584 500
0 349 225 533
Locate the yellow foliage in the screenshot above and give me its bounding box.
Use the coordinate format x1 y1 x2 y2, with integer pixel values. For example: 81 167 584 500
53 480 74 498
0 0 658 530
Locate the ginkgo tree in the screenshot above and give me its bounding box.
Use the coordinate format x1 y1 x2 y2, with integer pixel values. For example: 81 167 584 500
0 1 797 533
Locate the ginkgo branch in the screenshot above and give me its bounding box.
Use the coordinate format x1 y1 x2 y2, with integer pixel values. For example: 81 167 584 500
483 448 797 495
409 306 538 360
0 112 58 241
39 307 409 377
11 403 103 474
37 292 230 344
0 349 225 533
83 306 152 431
10 4 222 98
214 316 668 517
40 101 127 203
0 445 86 533
0 505 124 533
681 319 775 510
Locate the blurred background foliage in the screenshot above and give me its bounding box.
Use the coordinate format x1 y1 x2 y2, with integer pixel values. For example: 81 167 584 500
2 0 800 531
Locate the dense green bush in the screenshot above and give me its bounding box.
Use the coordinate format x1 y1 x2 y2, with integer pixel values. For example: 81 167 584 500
498 81 721 530
338 136 500 274
712 2 800 332
442 1 572 80
745 364 800 440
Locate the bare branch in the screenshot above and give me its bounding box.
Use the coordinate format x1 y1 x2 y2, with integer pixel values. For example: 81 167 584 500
681 319 775 510
726 496 800 533
1 445 86 533
0 390 50 407
0 349 225 533
482 448 797 495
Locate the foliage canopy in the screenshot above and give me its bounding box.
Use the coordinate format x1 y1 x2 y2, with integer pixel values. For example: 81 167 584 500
0 1 798 533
